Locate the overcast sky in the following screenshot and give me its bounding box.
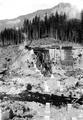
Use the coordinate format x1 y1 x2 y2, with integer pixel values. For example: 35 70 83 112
0 0 83 20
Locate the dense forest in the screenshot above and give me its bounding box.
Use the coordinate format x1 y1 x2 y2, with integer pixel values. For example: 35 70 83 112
0 28 24 46
0 11 83 46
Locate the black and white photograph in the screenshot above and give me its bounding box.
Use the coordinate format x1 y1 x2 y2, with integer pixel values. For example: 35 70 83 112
0 0 83 120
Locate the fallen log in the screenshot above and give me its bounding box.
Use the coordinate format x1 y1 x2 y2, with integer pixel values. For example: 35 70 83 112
0 91 83 108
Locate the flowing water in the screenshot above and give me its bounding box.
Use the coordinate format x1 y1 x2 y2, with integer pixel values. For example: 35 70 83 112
62 49 73 65
60 48 83 69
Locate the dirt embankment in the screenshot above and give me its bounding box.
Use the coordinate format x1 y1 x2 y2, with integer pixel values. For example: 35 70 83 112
0 39 83 120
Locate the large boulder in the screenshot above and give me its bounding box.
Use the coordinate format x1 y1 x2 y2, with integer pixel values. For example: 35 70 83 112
2 109 14 120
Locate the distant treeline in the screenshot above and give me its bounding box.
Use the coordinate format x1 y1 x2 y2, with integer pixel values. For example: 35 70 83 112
0 11 83 45
0 28 24 46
